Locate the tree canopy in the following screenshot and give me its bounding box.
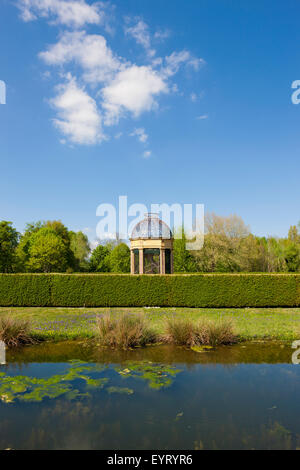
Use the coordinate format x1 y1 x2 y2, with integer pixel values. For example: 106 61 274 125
1 215 300 274
0 221 19 273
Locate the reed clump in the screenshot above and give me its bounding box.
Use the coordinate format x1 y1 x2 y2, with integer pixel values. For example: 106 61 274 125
96 312 157 349
163 317 197 346
0 315 37 348
164 316 237 347
196 318 237 347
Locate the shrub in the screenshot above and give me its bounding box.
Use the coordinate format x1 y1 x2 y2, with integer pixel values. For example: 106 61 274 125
164 317 197 346
0 315 36 347
96 312 157 349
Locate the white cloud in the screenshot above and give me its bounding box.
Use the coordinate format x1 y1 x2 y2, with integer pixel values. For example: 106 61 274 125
102 65 169 125
164 51 205 77
130 128 148 143
196 114 208 120
191 90 205 102
154 30 170 41
22 2 205 146
125 20 155 57
40 31 121 84
143 150 151 159
17 0 103 27
50 76 104 145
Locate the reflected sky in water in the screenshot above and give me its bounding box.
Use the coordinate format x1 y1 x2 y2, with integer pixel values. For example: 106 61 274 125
0 342 300 450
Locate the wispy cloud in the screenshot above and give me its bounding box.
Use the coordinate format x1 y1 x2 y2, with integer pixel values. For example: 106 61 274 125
125 19 155 57
154 29 171 41
130 128 148 143
196 114 208 120
164 51 205 77
143 150 152 159
17 0 103 28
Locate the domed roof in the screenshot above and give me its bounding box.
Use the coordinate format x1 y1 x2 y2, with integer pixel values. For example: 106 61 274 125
131 214 173 240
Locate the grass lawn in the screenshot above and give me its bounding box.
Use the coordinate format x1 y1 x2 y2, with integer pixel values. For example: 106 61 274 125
0 307 299 342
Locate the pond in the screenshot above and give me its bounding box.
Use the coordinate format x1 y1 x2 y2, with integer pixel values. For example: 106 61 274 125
0 341 300 450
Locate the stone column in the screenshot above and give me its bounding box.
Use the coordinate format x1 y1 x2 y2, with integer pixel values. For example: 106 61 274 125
139 249 144 274
130 250 135 274
160 249 166 274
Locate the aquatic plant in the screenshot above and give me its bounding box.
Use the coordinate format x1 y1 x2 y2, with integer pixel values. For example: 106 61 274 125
0 361 109 404
0 315 36 347
96 313 157 349
0 358 183 404
116 361 182 389
107 386 134 395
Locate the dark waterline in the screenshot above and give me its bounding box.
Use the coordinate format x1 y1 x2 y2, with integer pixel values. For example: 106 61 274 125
0 341 300 450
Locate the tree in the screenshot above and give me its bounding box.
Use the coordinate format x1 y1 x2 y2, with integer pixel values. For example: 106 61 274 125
16 220 76 272
69 231 90 271
109 243 130 273
173 230 197 273
0 221 19 273
288 225 300 243
89 244 111 272
26 227 69 273
284 241 300 272
15 221 44 271
194 214 250 272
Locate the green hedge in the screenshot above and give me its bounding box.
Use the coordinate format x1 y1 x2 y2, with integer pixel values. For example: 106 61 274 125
0 273 300 308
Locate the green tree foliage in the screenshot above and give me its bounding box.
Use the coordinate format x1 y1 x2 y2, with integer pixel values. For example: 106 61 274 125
5 215 300 274
109 243 130 273
26 227 69 273
284 242 300 272
173 229 197 273
16 222 44 271
89 244 111 272
0 221 19 273
16 221 85 273
195 214 250 272
288 225 300 243
69 231 90 271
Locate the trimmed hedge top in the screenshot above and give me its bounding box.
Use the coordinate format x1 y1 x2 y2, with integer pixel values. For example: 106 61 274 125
0 273 300 308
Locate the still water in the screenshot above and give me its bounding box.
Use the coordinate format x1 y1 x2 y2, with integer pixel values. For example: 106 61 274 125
0 341 300 450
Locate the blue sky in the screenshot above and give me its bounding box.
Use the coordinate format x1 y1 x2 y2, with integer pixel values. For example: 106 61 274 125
1 0 300 243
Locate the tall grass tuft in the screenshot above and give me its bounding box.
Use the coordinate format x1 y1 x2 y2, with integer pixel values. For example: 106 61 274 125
164 317 197 347
163 316 237 347
96 312 157 349
196 318 237 347
0 315 36 347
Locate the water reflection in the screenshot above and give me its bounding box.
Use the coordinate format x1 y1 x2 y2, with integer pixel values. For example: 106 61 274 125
0 342 300 450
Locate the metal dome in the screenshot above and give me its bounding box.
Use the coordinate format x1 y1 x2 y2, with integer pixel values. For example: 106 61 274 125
131 213 173 240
